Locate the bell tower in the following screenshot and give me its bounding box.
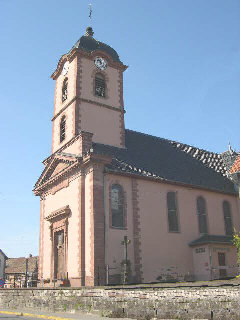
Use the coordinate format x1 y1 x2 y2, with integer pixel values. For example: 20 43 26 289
51 27 128 155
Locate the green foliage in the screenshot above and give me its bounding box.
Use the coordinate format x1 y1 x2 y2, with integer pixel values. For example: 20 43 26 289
88 304 92 312
100 310 112 317
232 227 240 278
74 302 84 310
63 304 67 311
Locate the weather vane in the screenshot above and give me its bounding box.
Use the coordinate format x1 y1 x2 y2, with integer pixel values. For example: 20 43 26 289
89 2 93 25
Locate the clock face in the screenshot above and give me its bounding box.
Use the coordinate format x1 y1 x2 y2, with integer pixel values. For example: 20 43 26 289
94 57 107 70
62 61 69 76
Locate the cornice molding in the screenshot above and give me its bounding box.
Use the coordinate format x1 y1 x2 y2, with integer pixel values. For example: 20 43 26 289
106 169 237 197
51 96 125 123
52 96 78 121
34 160 80 195
80 98 125 114
45 205 71 222
51 48 128 80
43 134 82 166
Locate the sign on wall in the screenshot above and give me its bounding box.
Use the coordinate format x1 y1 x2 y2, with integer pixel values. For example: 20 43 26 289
0 279 4 287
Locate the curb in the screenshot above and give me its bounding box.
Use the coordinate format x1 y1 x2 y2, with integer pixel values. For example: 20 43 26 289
0 311 74 320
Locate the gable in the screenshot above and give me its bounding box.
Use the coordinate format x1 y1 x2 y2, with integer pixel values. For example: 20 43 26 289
48 162 69 179
34 153 79 189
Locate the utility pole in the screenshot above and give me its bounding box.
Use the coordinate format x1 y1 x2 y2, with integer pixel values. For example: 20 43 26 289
24 258 28 288
121 236 131 285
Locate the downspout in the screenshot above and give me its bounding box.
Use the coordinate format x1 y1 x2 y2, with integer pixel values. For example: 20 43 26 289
103 172 106 273
209 245 212 280
235 194 240 276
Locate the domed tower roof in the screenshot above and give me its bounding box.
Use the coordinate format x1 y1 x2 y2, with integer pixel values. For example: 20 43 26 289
69 27 121 63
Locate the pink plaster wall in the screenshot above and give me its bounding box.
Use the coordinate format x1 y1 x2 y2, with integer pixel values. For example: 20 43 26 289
84 167 92 280
105 174 240 283
80 102 122 147
42 176 81 279
138 181 239 282
137 181 240 282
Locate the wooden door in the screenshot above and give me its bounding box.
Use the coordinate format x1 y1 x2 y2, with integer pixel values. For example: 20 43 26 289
218 252 227 278
54 231 65 280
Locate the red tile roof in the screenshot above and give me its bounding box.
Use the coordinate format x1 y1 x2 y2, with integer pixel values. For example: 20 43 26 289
5 256 38 274
229 155 240 174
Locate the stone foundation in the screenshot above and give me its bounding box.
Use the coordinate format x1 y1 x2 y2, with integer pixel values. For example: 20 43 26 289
0 283 240 319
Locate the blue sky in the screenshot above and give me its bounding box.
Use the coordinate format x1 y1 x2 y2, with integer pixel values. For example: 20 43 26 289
1 0 240 257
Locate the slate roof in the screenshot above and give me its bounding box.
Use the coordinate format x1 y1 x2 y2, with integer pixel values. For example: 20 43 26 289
189 234 233 247
0 249 8 259
69 34 121 63
5 256 38 274
92 129 237 195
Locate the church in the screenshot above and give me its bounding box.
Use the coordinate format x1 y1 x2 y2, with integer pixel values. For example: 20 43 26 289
34 26 240 287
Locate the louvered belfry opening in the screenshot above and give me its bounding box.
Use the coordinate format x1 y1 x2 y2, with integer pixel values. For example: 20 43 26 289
60 116 66 143
95 73 105 97
62 78 68 102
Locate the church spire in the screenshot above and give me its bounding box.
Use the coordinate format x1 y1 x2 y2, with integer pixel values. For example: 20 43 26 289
89 2 92 25
85 2 94 37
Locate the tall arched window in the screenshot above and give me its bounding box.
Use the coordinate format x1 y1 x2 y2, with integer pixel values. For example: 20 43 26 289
95 73 106 97
197 196 208 234
223 201 233 235
167 192 179 232
111 184 124 228
62 78 68 102
60 116 66 143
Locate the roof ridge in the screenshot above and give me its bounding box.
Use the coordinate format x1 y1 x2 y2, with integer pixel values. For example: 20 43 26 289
125 129 220 155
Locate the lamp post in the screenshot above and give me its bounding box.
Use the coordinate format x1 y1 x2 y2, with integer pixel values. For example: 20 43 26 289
121 236 131 285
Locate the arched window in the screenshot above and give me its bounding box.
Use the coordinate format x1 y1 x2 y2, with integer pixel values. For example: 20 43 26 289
223 201 233 235
95 73 106 97
167 192 179 232
111 184 124 228
197 196 208 234
62 78 68 102
60 116 66 143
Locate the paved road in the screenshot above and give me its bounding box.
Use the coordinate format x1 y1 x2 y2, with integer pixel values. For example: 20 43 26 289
0 311 133 320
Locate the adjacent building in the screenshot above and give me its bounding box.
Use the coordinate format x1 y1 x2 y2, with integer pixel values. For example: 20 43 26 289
0 249 8 280
34 26 240 286
5 255 38 288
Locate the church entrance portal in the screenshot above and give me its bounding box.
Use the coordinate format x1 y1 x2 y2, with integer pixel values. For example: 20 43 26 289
54 230 65 280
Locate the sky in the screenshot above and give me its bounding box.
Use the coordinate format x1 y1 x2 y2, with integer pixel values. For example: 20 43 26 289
0 0 240 258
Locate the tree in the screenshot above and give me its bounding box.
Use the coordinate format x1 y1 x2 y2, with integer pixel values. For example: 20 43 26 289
232 227 240 278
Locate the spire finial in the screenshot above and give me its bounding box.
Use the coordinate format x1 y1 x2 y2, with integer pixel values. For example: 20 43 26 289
229 141 233 154
89 2 92 26
85 2 94 37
